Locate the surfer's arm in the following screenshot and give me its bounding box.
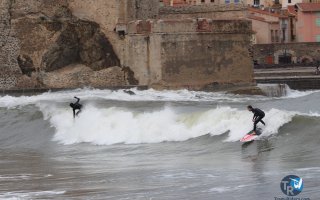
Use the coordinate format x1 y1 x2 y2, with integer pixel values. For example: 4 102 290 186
253 110 259 119
74 96 80 103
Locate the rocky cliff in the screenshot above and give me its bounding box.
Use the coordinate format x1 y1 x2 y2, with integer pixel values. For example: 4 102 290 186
0 0 253 91
0 0 136 90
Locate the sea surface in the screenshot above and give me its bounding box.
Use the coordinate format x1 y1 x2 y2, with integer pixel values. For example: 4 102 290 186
0 86 319 200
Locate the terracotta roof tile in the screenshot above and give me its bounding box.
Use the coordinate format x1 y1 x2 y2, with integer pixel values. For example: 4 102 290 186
248 7 287 18
296 3 320 12
248 15 279 24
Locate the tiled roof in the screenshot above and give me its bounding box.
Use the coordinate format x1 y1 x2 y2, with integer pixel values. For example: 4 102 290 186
296 3 320 12
248 7 287 18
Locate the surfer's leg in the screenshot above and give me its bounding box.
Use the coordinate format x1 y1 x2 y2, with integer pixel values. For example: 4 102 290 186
253 116 263 131
253 120 258 131
76 109 81 116
258 115 266 126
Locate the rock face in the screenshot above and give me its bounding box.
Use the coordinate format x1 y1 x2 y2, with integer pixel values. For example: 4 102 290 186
0 0 20 89
0 0 133 90
41 14 120 72
0 0 254 91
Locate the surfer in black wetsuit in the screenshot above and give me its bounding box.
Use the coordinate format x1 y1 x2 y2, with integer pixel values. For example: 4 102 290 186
70 97 82 118
247 105 265 134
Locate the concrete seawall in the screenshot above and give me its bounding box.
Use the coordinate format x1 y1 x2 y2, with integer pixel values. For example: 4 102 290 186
255 67 320 90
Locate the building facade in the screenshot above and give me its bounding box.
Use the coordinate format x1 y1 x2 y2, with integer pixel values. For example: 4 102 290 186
161 0 244 6
296 3 320 42
247 8 295 44
161 0 188 6
247 0 280 8
282 0 303 9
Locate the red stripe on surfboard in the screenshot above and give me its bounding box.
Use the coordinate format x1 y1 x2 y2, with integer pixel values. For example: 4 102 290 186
240 134 257 142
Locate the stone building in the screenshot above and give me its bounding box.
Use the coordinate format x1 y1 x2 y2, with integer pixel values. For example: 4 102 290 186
247 0 280 8
282 0 303 9
0 0 254 91
162 0 245 6
253 42 320 65
161 0 189 6
247 7 296 44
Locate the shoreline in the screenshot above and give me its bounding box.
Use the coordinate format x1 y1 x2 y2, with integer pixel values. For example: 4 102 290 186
0 84 268 97
0 85 148 96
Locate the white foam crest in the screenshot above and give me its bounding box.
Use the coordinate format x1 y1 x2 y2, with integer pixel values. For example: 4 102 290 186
258 83 320 99
39 104 296 145
258 109 295 137
1 85 318 108
284 86 319 99
0 88 266 108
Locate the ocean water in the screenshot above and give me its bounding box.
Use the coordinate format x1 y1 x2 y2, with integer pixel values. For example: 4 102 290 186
0 87 319 200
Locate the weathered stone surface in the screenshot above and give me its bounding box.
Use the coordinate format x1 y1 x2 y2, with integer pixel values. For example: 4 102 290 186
42 17 120 72
17 54 35 77
159 3 247 20
0 0 21 89
0 0 126 90
227 86 265 96
125 19 254 89
0 0 254 91
68 0 127 61
40 64 127 88
253 43 320 65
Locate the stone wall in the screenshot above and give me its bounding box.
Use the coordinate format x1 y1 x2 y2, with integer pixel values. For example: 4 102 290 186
127 0 160 20
253 42 320 65
68 0 126 65
0 0 137 90
159 3 247 20
0 0 21 89
125 19 254 89
0 0 254 91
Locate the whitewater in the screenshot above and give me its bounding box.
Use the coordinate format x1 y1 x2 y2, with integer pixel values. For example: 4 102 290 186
0 87 320 199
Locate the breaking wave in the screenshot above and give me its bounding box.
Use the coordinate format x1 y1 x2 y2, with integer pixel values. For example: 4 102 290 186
0 86 319 108
38 104 297 145
0 87 319 145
